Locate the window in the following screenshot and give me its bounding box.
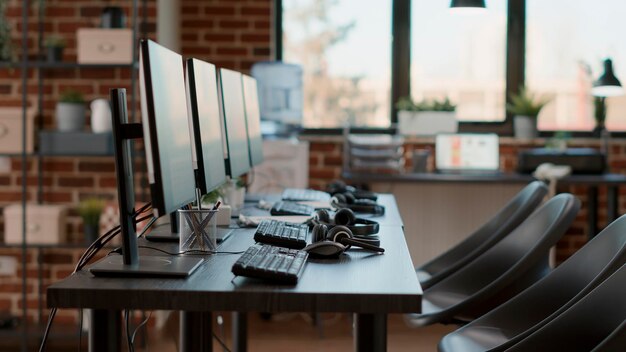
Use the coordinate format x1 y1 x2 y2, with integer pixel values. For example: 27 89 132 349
527 0 626 131
282 0 392 128
411 0 508 122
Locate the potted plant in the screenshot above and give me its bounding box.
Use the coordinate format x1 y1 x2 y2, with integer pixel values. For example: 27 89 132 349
44 35 66 62
0 1 13 62
593 96 607 137
396 96 457 136
220 177 246 210
56 90 86 132
78 198 105 244
507 87 550 139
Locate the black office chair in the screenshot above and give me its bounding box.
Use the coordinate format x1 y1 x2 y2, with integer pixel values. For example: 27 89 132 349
504 264 626 352
438 213 626 352
416 181 548 289
405 193 580 327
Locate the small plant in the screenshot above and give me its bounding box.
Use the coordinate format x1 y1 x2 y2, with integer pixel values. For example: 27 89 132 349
44 35 66 48
594 97 607 126
59 90 85 104
395 96 456 112
202 188 223 204
0 1 14 61
506 87 550 117
78 198 105 226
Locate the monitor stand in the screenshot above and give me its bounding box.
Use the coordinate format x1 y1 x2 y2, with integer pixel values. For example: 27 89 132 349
89 88 203 278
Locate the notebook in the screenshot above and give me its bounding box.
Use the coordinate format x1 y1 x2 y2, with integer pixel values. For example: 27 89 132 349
435 134 500 174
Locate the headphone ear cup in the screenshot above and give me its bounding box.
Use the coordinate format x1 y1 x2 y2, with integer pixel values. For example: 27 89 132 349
334 208 356 226
327 225 353 249
312 224 328 243
343 192 356 204
315 209 331 223
332 193 347 205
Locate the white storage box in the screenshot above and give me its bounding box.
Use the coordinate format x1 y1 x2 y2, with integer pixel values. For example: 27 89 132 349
77 28 133 64
0 107 35 153
4 204 67 244
397 111 458 136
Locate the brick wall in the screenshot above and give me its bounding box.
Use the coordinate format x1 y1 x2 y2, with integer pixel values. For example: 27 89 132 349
0 0 272 326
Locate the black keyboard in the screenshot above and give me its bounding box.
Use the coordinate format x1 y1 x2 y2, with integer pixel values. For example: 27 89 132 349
282 188 330 202
254 220 309 249
270 201 315 216
231 244 308 284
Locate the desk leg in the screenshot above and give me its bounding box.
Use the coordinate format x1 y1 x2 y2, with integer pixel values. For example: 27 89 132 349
588 186 598 239
232 312 247 352
180 311 212 352
607 186 619 227
88 309 120 352
354 313 387 352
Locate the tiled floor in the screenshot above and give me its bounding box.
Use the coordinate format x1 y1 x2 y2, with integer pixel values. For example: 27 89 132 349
147 312 456 351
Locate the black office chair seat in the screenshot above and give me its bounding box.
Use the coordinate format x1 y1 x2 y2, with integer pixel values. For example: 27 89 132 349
592 320 626 352
406 193 580 327
505 264 626 352
416 181 547 289
438 213 626 352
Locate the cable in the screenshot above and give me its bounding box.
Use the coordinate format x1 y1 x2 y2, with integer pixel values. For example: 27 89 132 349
125 309 134 352
212 332 232 352
137 245 246 256
77 309 83 352
137 216 158 238
130 311 152 346
38 308 57 352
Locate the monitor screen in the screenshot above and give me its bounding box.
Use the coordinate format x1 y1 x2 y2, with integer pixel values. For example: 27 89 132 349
435 134 500 171
139 39 196 217
242 74 264 167
218 68 251 178
185 58 227 194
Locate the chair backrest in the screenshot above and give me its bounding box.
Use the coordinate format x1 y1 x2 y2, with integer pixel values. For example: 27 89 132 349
424 193 580 321
592 320 626 352
419 181 548 289
438 214 626 352
506 264 626 352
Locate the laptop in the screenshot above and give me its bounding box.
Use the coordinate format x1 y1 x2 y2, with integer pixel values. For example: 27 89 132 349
435 133 500 175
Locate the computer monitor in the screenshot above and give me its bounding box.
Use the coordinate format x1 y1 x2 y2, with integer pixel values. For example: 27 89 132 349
138 40 197 218
435 133 500 172
185 58 227 195
241 74 264 167
218 68 251 178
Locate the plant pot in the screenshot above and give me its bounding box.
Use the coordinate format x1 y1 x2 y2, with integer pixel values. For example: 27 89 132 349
84 223 99 244
90 98 112 133
56 102 86 132
513 115 538 139
46 46 64 62
397 111 457 136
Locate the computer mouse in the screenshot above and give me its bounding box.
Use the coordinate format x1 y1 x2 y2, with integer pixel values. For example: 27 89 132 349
303 242 346 258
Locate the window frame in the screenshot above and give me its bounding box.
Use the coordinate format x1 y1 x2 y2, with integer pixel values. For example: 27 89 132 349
277 0 622 137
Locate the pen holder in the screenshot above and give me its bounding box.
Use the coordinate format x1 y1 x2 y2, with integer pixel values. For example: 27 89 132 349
178 209 218 252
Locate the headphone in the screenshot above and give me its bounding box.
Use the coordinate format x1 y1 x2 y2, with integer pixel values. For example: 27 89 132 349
311 223 385 253
311 209 380 236
331 193 385 216
327 180 378 201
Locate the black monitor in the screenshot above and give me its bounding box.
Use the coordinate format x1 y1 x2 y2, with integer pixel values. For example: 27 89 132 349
139 40 197 218
185 58 227 195
218 68 251 178
242 74 264 167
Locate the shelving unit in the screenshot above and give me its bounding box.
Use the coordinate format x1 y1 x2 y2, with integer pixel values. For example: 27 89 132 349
0 1 146 350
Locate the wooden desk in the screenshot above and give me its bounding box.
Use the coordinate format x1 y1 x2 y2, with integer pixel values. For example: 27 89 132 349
47 197 421 352
344 171 626 239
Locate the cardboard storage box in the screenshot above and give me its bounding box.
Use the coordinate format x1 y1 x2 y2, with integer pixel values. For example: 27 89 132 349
77 28 133 64
4 204 67 244
0 108 35 153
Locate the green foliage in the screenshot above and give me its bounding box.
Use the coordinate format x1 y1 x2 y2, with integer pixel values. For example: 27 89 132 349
44 35 66 48
78 198 105 226
395 96 456 112
506 87 550 117
202 188 223 204
0 1 13 62
59 90 85 104
594 97 606 125
235 177 246 189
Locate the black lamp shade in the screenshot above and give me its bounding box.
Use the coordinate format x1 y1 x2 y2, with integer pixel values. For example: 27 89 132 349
450 0 486 8
592 59 624 97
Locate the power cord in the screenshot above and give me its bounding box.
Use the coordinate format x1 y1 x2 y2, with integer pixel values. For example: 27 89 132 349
39 203 152 352
125 310 134 352
137 245 245 256
130 311 152 348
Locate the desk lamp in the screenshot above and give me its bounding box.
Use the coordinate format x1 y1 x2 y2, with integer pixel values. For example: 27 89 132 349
591 58 623 153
